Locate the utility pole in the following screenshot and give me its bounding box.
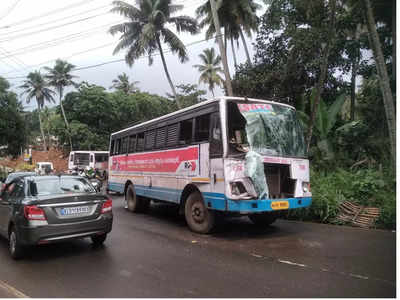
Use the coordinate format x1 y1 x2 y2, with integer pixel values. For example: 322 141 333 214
209 0 233 96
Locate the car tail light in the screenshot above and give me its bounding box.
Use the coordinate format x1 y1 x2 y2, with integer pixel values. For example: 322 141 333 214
24 205 46 220
101 199 112 214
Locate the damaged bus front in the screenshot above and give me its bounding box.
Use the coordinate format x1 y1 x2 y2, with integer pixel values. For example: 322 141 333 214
221 98 311 225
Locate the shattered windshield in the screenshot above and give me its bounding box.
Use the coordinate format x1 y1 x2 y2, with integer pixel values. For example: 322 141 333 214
233 102 306 158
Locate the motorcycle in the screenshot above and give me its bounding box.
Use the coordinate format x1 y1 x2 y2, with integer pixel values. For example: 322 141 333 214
72 167 103 192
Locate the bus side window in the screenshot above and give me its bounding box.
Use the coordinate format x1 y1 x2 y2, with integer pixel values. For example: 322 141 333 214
195 114 210 142
179 118 193 145
166 123 179 148
110 140 115 156
155 127 166 149
70 154 74 162
115 139 121 155
137 133 145 152
90 155 94 163
129 135 137 153
121 137 129 154
210 113 223 158
145 130 156 150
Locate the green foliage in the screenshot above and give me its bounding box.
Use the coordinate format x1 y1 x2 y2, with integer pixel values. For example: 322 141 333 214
110 73 139 94
53 83 176 151
0 77 26 157
193 48 224 96
168 84 206 109
15 163 35 172
109 0 198 66
288 167 396 229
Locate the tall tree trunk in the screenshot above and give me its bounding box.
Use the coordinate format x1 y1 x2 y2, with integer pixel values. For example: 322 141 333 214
239 27 252 66
224 27 228 59
350 24 361 121
47 125 51 149
156 36 180 109
210 0 233 96
306 0 337 152
350 61 356 121
231 38 238 69
37 106 47 151
364 0 396 166
392 0 396 84
59 88 73 151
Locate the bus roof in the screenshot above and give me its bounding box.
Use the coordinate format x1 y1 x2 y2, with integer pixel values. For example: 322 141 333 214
70 151 108 154
111 97 295 137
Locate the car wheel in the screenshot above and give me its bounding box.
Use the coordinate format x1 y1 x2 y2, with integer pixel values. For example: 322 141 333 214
91 233 107 246
9 227 24 260
248 213 277 226
185 191 215 234
125 184 149 213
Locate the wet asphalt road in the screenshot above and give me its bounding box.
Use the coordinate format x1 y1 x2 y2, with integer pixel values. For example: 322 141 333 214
0 194 396 298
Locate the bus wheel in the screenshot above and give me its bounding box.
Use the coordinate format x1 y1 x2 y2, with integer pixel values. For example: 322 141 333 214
185 192 215 234
248 213 277 226
126 184 148 213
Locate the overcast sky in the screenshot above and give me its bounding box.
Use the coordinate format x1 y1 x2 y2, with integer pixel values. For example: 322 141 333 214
0 0 263 110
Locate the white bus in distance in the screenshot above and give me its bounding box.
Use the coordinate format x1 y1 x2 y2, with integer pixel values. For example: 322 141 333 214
68 151 109 178
107 97 312 233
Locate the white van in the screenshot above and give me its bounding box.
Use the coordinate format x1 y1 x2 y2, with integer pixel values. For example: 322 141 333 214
35 162 54 175
68 151 109 177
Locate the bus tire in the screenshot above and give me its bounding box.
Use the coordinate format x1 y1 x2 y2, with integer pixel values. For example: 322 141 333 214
185 191 215 234
126 184 148 213
248 213 277 226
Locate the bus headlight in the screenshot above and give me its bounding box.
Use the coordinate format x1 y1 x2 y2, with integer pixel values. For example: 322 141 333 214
302 182 311 193
229 177 257 199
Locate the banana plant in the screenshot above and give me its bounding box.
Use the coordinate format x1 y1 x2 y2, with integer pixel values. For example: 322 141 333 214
297 90 346 160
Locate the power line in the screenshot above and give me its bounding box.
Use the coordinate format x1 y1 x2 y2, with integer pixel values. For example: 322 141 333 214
2 42 115 76
3 33 224 80
0 0 97 29
0 4 112 37
0 12 112 43
0 0 21 21
0 46 27 69
0 22 118 60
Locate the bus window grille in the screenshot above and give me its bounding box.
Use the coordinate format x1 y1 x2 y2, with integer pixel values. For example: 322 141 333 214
156 127 166 148
166 123 179 147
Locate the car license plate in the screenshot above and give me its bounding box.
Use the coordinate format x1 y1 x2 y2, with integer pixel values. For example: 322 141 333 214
60 206 90 216
271 201 289 210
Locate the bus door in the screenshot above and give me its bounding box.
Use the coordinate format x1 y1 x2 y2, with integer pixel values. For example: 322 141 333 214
68 152 74 170
89 153 95 169
209 112 225 196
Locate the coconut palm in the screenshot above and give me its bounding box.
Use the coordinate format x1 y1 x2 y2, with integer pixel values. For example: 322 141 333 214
44 59 78 151
109 0 198 109
20 71 55 151
193 48 224 97
196 0 260 65
110 73 140 94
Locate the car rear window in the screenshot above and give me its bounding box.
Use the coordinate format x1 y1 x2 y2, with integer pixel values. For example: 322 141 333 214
31 177 96 196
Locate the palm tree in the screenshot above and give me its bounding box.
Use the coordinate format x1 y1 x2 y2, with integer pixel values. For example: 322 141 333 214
193 48 224 97
196 0 260 66
20 71 55 151
109 0 198 109
110 73 140 94
44 59 78 151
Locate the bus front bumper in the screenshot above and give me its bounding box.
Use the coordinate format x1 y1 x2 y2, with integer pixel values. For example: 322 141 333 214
226 196 312 214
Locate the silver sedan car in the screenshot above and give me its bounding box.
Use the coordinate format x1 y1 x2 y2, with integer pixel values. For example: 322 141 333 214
0 175 113 259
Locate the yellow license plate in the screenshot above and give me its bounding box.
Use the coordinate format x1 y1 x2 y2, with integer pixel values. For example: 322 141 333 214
271 201 289 210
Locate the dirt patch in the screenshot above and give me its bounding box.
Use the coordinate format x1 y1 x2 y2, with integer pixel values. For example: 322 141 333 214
0 148 68 172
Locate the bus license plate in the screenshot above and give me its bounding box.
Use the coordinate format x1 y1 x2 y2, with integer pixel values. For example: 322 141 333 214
271 201 289 210
61 206 90 216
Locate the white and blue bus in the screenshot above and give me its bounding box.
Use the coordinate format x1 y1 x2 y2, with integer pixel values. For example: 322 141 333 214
107 97 312 233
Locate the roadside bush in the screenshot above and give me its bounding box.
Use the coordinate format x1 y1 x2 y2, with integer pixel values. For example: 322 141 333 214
15 163 35 172
286 167 396 229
